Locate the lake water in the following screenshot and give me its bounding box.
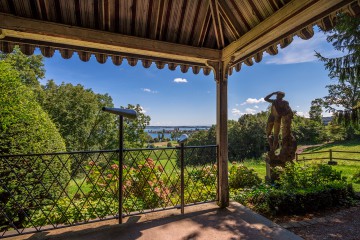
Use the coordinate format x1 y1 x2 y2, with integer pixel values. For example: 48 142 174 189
145 126 211 139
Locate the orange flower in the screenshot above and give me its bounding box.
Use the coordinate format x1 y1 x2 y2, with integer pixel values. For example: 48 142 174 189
89 160 96 166
111 164 119 170
146 158 155 168
157 165 164 172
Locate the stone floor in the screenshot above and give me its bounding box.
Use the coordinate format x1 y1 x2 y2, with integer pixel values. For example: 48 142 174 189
8 202 302 240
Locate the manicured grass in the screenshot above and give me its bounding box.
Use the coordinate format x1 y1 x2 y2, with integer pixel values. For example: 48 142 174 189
297 139 360 192
67 177 93 198
240 159 267 181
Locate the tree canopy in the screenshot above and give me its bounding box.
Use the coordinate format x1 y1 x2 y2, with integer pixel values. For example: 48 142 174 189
316 14 360 128
0 61 65 155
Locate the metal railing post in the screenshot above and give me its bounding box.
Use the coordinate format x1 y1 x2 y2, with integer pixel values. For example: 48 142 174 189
180 142 185 215
119 115 124 224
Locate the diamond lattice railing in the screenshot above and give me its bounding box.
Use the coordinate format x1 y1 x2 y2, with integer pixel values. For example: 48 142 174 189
0 145 217 238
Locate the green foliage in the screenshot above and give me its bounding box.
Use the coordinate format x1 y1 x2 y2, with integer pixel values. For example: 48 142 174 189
185 126 216 166
187 113 268 163
233 163 355 216
122 104 151 148
352 170 360 184
0 46 44 90
292 114 326 144
266 183 354 215
229 113 268 161
0 61 68 229
316 14 360 130
275 163 345 190
39 80 118 151
229 163 262 189
309 98 323 123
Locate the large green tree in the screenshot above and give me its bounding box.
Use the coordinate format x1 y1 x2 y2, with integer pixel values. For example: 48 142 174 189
309 98 324 124
0 61 68 229
39 80 118 151
316 14 360 127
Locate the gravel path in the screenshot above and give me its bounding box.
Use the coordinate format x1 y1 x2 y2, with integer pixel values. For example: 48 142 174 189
283 204 360 240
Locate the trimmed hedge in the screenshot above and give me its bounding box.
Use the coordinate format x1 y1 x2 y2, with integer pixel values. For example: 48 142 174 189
268 183 354 215
0 61 68 230
233 163 356 217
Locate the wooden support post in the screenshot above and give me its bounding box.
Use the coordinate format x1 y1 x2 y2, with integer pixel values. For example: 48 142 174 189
211 61 229 208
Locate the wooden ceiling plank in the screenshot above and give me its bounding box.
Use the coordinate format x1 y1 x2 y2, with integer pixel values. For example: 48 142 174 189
74 0 81 25
175 0 187 43
229 0 251 31
268 0 278 12
145 0 153 38
218 1 244 37
114 0 120 33
247 0 263 22
94 0 100 29
222 0 354 63
209 0 224 49
187 0 202 45
155 0 165 40
161 0 173 41
39 0 48 21
131 0 137 35
0 13 220 63
198 5 211 47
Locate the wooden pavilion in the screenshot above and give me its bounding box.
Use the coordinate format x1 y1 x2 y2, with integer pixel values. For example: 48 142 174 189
1 0 359 208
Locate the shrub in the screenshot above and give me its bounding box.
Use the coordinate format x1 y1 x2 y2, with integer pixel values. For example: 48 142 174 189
232 163 355 217
275 163 345 190
229 163 261 189
352 170 360 183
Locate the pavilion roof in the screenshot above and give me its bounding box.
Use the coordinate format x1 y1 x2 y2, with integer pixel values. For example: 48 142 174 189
0 0 359 75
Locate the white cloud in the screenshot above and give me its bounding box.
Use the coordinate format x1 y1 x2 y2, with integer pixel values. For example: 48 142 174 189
241 98 265 105
245 108 257 114
142 88 158 93
173 78 188 83
254 105 259 109
297 111 309 118
265 33 343 65
232 108 242 116
232 108 257 116
139 106 147 113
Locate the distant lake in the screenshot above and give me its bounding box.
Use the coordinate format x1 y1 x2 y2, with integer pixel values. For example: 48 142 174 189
145 126 211 139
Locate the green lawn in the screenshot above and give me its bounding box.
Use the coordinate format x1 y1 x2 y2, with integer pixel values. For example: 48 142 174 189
297 139 360 192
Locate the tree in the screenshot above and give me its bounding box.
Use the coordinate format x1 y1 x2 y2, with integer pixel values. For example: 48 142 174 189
316 14 360 129
291 114 326 144
39 80 118 151
0 61 68 229
309 98 323 123
0 46 44 90
122 104 151 148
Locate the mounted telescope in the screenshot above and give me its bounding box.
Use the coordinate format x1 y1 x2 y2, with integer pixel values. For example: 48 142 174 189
102 107 137 119
101 106 137 224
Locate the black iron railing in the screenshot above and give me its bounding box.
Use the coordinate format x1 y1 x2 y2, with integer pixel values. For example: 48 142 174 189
0 145 217 238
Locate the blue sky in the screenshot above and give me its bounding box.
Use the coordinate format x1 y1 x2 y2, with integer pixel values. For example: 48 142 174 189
40 28 339 126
